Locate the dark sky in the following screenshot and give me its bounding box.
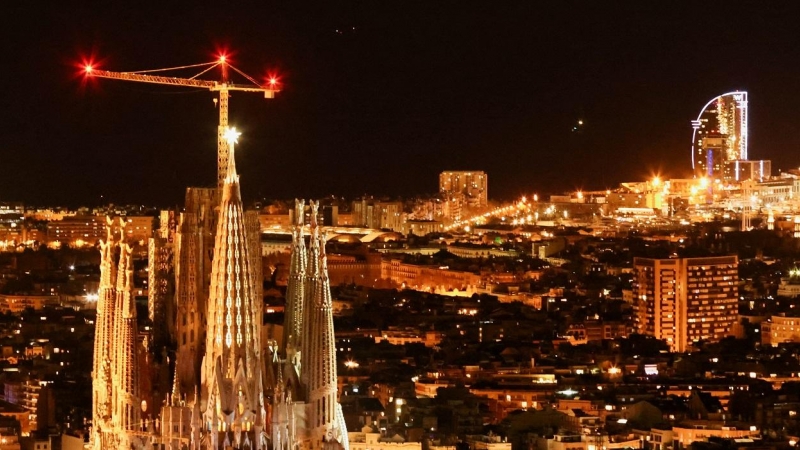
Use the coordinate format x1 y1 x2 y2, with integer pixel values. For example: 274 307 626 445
2 2 800 207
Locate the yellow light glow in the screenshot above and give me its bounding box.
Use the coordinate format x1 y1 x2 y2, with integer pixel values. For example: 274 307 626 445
85 65 93 73
219 55 227 63
345 360 360 369
224 127 241 145
652 176 661 187
699 177 709 188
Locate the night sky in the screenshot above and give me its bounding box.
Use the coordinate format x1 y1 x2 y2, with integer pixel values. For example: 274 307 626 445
2 2 800 207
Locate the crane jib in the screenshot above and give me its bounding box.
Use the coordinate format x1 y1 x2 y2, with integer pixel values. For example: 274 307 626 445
89 70 277 94
86 63 279 188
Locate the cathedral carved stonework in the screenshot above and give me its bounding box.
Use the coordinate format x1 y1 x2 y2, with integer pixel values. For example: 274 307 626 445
92 218 145 449
92 129 348 450
271 200 349 450
198 133 267 449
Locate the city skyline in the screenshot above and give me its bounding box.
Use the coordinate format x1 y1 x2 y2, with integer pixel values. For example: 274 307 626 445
3 3 800 206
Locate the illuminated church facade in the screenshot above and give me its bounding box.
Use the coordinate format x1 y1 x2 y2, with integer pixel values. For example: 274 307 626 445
91 129 348 450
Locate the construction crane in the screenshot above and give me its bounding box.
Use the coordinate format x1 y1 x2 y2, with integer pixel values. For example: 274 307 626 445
84 56 280 190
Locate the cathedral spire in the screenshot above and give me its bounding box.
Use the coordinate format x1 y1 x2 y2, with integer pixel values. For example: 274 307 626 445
92 220 144 449
301 204 349 449
283 199 307 361
223 127 241 185
170 363 180 406
200 127 265 449
92 218 119 448
299 200 320 393
112 243 140 442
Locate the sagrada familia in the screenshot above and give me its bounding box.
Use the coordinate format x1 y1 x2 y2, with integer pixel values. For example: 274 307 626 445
91 130 349 450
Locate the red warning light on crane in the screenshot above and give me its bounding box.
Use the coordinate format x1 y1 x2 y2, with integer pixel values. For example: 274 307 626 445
265 71 281 88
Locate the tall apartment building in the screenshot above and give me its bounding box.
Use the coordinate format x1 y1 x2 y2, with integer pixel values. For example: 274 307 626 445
439 171 488 209
633 256 738 352
352 199 404 231
46 215 154 246
46 215 106 245
0 203 24 245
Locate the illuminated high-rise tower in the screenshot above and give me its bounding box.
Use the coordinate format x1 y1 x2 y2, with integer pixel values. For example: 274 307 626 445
439 171 488 209
691 91 748 179
199 128 266 449
633 256 738 353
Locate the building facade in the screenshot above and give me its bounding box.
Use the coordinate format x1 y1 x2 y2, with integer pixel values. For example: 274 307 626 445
380 259 480 294
762 314 800 346
439 171 488 209
633 256 738 352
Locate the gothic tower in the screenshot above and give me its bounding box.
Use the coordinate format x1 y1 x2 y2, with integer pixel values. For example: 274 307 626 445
200 130 266 449
298 203 322 395
174 187 217 400
279 202 348 450
283 199 307 370
300 214 349 450
92 219 147 449
91 218 119 447
111 243 141 447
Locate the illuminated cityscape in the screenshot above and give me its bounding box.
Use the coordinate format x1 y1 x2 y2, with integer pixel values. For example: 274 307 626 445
5 3 800 450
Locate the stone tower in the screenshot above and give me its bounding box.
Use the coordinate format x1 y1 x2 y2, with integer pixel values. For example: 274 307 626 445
200 130 266 449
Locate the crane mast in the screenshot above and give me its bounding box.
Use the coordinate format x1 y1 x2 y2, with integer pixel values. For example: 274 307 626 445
85 58 279 190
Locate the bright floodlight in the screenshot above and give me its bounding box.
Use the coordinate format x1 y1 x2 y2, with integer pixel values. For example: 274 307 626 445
224 127 241 145
85 65 93 73
269 78 277 85
219 55 227 63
